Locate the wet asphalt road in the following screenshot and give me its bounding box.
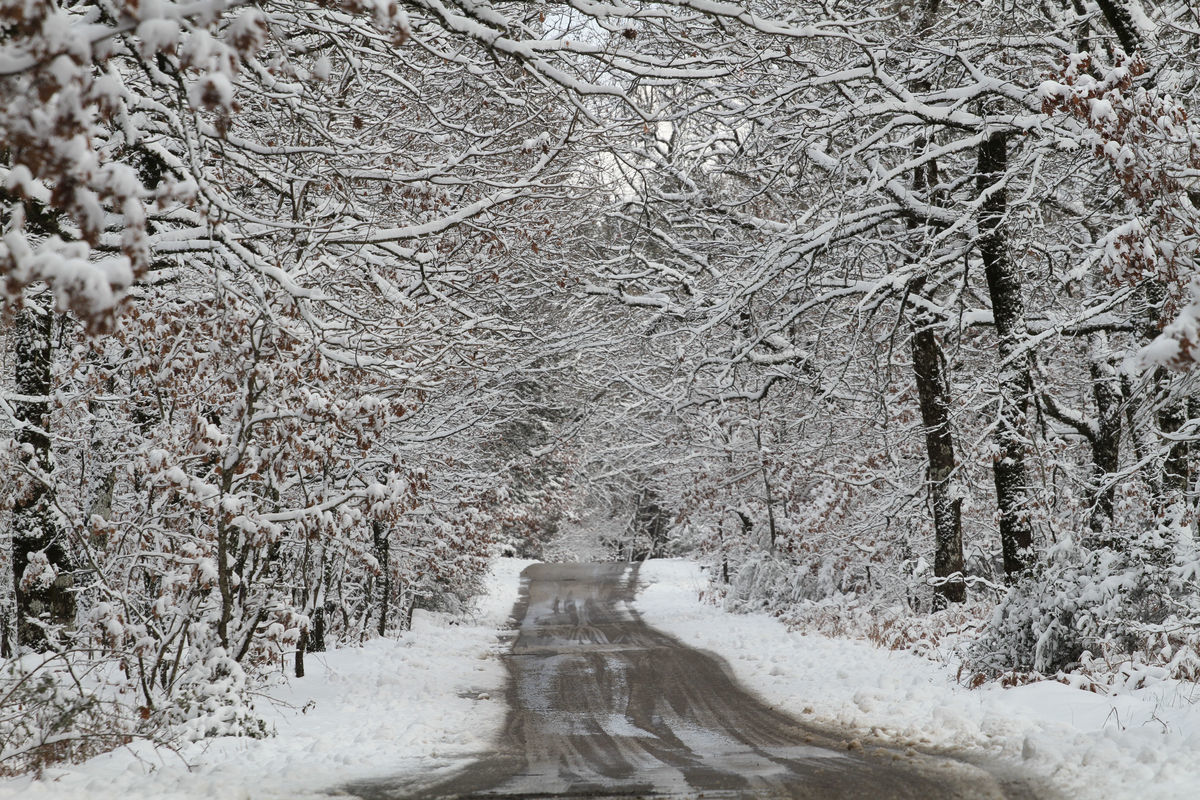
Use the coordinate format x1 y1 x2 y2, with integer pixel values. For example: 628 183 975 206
342 562 1042 799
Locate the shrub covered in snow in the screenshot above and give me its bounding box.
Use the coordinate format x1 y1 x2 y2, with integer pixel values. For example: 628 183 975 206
726 549 860 612
166 649 270 742
0 654 137 777
969 518 1200 680
693 507 1200 693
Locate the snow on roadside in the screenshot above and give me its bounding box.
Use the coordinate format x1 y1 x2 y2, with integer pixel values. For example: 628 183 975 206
0 558 534 800
636 558 1200 800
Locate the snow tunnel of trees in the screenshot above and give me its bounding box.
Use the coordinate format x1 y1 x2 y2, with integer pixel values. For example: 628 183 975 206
4 0 1200 773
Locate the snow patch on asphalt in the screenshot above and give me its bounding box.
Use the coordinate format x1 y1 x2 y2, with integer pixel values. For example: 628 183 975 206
0 558 533 800
635 558 1200 800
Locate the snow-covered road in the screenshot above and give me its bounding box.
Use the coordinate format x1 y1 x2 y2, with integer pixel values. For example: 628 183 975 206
345 561 1035 799
5 557 1198 799
635 559 1200 800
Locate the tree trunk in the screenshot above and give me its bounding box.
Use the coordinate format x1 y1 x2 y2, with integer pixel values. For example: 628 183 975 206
976 131 1035 578
372 521 390 637
1138 279 1189 522
309 605 326 652
904 122 965 606
1095 0 1142 54
1153 370 1191 556
404 593 416 632
11 290 75 651
1070 0 1091 54
1087 332 1122 540
295 626 307 678
216 521 233 650
1159 382 1190 499
911 315 965 605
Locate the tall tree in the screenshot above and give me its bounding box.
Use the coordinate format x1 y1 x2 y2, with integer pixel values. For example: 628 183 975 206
975 129 1036 577
9 290 74 650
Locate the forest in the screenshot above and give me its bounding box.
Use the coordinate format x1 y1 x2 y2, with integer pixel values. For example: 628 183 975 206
3 0 1200 776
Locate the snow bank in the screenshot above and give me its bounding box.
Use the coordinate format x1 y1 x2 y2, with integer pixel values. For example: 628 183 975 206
636 558 1200 800
0 558 533 800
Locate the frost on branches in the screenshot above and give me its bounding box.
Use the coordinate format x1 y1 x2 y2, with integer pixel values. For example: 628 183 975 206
1 0 580 772
1042 51 1200 367
574 2 1200 699
7 0 1200 782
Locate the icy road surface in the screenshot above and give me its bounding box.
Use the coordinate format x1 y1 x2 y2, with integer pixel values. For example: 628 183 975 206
342 562 1038 799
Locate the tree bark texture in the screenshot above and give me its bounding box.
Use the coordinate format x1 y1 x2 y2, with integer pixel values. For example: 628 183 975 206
310 605 326 652
905 126 966 605
911 317 966 605
11 292 75 651
1158 392 1189 498
1095 0 1142 54
1087 333 1123 540
1140 278 1190 519
976 131 1035 578
295 627 307 678
216 521 233 650
373 521 390 637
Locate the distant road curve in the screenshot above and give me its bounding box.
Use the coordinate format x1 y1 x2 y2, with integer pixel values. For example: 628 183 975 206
343 562 1044 799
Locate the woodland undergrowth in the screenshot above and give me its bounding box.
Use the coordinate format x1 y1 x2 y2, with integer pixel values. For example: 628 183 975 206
713 538 1200 697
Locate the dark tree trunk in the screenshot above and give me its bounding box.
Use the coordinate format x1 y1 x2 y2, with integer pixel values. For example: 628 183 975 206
1070 0 1092 54
295 627 307 678
905 126 965 606
11 291 75 651
10 297 67 643
1159 387 1190 498
761 473 778 553
404 594 416 632
1095 0 1142 54
735 509 753 542
216 521 233 650
372 522 390 637
976 131 1035 579
911 316 965 605
309 605 326 653
747 414 780 554
1087 333 1122 540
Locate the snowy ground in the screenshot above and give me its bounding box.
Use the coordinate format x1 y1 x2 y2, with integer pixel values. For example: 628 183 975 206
9 556 1199 800
636 559 1200 800
0 558 534 800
